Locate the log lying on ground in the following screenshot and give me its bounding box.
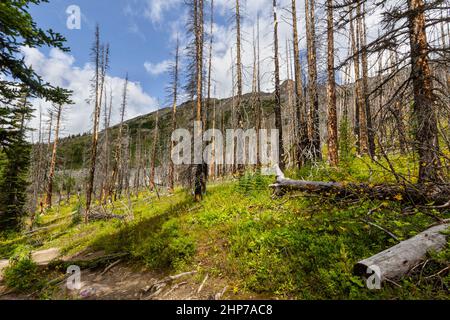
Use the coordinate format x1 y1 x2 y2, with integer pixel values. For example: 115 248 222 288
354 223 449 282
88 212 126 221
48 252 129 270
270 165 450 205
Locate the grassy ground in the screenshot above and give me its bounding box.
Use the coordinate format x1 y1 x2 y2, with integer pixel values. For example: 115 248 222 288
1 156 449 299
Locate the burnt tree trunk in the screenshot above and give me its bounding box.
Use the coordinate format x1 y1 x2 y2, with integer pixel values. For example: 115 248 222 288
407 0 441 183
45 103 63 208
305 0 321 160
194 0 206 201
169 39 180 193
326 0 338 167
273 0 285 169
291 0 309 168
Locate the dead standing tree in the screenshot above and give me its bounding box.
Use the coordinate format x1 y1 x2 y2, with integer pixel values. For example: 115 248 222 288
85 26 109 222
273 0 285 170
150 108 159 192
326 0 339 167
192 0 206 201
206 0 215 179
407 0 441 183
335 0 447 184
291 0 309 168
168 39 180 193
359 2 375 157
45 102 63 208
304 0 321 161
100 89 113 203
110 74 128 201
234 0 245 173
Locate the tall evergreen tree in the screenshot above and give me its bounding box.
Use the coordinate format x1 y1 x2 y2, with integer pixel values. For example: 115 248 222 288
0 0 71 230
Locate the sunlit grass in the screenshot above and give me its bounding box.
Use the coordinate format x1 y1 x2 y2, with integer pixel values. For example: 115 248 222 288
1 156 449 299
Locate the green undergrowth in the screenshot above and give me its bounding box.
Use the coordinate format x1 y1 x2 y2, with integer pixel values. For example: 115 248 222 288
1 156 449 299
2 245 45 293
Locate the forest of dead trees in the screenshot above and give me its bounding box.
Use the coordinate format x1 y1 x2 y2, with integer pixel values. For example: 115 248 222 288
0 0 449 231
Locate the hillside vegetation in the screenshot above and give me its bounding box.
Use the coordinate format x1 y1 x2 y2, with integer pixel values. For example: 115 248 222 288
2 156 449 300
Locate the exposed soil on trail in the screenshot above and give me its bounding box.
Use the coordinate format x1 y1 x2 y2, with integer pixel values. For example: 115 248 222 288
0 249 262 300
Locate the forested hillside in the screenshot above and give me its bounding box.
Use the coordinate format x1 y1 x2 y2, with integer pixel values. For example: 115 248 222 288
0 0 449 302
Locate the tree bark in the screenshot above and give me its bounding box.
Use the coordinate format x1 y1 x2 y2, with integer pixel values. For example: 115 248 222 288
85 26 104 222
235 0 245 174
359 3 375 157
110 75 128 201
150 109 159 191
194 0 206 201
291 0 309 168
305 0 321 160
273 0 285 170
407 0 440 183
326 0 338 167
45 103 63 208
169 39 180 193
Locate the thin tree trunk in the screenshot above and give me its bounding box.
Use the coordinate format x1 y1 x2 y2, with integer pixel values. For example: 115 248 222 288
210 93 216 179
194 0 206 201
251 24 260 168
45 103 63 208
101 89 113 204
110 75 128 200
360 3 375 157
150 109 159 191
205 0 214 180
256 14 262 168
305 0 321 160
169 39 180 193
355 2 369 155
291 0 309 167
43 110 53 194
326 0 338 167
273 0 285 170
235 0 244 173
85 26 103 222
349 10 363 154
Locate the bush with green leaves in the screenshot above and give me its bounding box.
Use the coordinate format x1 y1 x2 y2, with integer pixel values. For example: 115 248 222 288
3 246 44 292
132 219 196 270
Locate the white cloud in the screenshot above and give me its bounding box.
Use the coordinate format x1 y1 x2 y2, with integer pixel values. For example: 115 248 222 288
21 47 158 138
144 0 182 24
144 59 172 76
176 0 386 98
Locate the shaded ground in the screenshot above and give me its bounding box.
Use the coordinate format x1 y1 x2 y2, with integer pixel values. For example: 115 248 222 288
0 248 251 300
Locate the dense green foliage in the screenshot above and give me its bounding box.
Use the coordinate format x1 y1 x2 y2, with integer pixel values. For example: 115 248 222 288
0 132 31 229
0 0 72 230
0 93 33 229
2 246 44 292
0 0 71 102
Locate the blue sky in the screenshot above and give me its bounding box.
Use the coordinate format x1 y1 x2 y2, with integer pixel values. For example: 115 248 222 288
30 0 177 104
24 0 383 137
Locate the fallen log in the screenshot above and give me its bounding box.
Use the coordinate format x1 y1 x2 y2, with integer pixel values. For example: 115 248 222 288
48 252 129 270
88 212 126 221
354 223 449 282
270 165 450 205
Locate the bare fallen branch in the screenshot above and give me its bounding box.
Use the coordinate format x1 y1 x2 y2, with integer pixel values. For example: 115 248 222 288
270 165 450 205
197 274 209 294
100 259 122 276
361 218 400 242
